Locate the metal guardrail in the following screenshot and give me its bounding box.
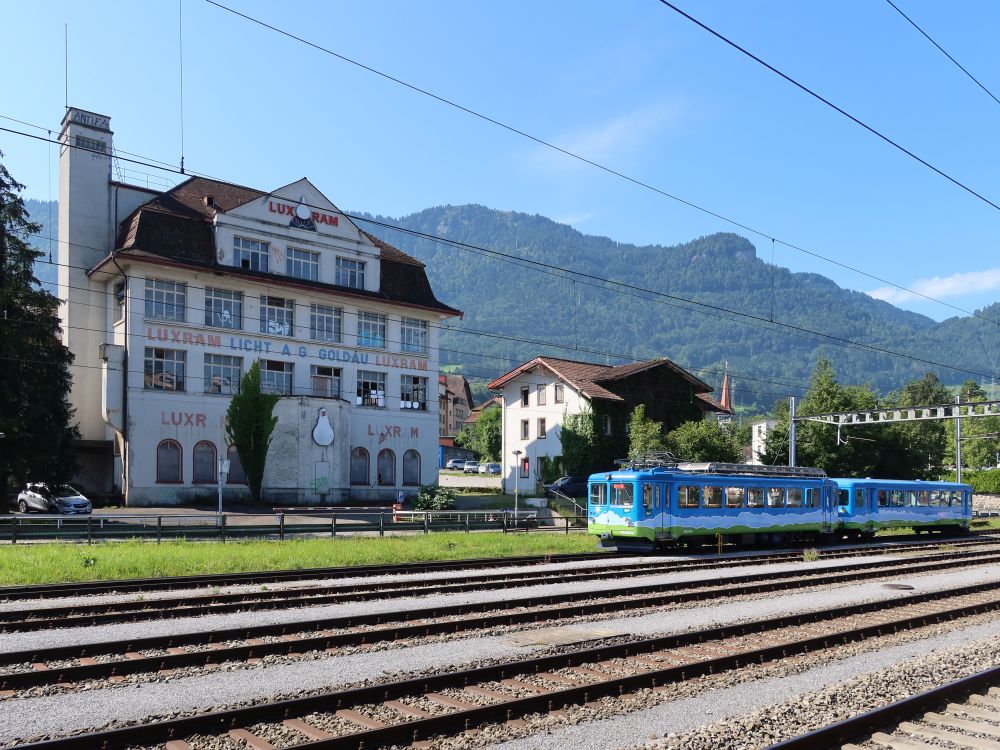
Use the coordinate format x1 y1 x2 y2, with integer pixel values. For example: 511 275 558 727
0 510 588 544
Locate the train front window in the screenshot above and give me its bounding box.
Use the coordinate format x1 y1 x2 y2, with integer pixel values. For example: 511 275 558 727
748 487 765 507
611 483 634 506
589 483 607 506
678 485 699 509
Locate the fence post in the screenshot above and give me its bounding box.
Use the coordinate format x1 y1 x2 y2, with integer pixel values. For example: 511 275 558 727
221 514 227 542
331 514 336 538
279 513 285 541
11 517 16 544
565 516 569 534
423 512 429 534
379 512 384 538
156 515 162 544
87 514 93 544
465 513 470 533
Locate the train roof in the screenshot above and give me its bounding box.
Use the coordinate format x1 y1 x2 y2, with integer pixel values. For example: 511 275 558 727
831 477 972 489
588 462 828 482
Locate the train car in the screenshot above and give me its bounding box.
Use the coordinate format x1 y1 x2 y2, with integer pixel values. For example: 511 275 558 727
834 477 971 538
588 457 838 552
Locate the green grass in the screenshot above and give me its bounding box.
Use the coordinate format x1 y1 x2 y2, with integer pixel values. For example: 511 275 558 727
0 532 599 586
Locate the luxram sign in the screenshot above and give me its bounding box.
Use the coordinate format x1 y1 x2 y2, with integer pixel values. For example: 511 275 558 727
146 326 429 371
268 199 340 231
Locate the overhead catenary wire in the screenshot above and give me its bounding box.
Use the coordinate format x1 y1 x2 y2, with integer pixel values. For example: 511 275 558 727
884 0 1000 109
171 3 1000 325
4 126 997 383
655 0 1000 217
16 245 813 395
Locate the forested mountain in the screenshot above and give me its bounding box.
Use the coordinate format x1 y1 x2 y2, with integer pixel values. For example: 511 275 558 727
361 205 998 412
28 199 998 414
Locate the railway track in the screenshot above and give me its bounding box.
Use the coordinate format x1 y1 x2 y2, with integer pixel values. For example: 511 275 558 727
5 546 1000 693
10 579 1000 749
4 537 992 631
767 665 1000 750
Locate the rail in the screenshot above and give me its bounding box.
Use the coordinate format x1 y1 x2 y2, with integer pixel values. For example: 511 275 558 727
0 509 588 543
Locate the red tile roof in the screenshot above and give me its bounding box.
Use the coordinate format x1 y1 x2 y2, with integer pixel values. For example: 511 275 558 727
487 356 712 403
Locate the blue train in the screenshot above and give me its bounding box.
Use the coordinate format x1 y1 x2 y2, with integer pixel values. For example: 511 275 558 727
587 456 972 551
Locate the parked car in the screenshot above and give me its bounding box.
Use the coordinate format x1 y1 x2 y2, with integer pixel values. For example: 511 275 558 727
444 458 466 470
484 463 501 475
16 483 93 514
543 475 589 498
462 460 480 474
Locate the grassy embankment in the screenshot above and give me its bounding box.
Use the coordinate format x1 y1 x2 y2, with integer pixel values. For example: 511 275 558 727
0 532 599 586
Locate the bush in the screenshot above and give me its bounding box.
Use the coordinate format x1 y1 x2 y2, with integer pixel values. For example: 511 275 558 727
413 484 457 511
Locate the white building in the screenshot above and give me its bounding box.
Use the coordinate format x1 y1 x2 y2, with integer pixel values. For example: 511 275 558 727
488 356 730 492
58 107 459 505
749 417 778 465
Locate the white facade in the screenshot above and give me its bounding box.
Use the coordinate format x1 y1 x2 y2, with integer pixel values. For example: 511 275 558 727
750 417 778 464
59 107 455 505
497 367 588 493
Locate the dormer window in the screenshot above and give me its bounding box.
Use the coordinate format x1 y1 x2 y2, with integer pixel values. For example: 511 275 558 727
234 236 269 272
204 195 215 208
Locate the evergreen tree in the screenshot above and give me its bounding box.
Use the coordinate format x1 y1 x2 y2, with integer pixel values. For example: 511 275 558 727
0 153 79 510
225 361 279 504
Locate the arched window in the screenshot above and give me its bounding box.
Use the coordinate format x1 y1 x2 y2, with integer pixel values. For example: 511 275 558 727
156 439 182 483
227 445 247 484
350 447 369 486
193 441 217 484
402 450 420 486
377 449 396 486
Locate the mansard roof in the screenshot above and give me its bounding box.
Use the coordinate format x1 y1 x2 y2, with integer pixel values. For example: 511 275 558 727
96 177 459 316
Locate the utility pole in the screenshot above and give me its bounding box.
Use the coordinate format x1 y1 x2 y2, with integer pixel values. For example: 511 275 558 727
956 396 963 483
788 396 797 467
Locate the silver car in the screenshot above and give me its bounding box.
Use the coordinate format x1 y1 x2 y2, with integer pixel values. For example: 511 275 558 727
16 484 93 514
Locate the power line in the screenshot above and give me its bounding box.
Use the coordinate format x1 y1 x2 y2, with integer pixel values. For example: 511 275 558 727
884 0 1000 109
655 0 1000 214
6 125 997 383
191 3 996 324
23 244 812 395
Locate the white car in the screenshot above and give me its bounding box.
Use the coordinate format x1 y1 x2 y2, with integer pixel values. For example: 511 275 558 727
16 483 93 514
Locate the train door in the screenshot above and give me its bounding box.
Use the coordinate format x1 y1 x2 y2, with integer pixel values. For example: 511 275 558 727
820 485 834 530
655 482 670 540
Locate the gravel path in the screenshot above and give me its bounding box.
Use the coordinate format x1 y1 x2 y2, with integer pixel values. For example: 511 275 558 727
489 618 1000 750
0 553 905 653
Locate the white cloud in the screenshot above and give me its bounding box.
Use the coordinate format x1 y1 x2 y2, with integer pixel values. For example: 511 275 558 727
528 102 686 172
868 268 1000 304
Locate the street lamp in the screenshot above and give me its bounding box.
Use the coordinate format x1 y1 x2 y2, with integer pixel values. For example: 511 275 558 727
512 449 522 528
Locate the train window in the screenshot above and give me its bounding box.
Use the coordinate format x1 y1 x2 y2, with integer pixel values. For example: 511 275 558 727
878 490 889 507
703 487 723 508
949 491 962 506
589 483 607 506
838 490 850 506
930 490 945 506
891 491 906 507
725 487 744 508
747 487 765 508
678 485 700 509
805 488 817 508
642 484 653 514
916 491 929 507
767 487 785 508
611 483 634 506
786 488 803 507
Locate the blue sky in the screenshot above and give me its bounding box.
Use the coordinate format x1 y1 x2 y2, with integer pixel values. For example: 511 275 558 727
3 0 1000 322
